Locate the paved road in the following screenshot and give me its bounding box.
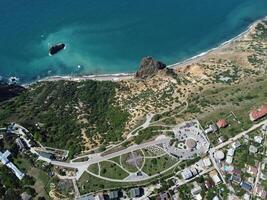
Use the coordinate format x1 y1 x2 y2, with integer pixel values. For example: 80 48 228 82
214 119 267 151
49 137 170 179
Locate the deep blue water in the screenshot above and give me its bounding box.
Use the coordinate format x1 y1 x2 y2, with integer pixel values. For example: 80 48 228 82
1 0 267 83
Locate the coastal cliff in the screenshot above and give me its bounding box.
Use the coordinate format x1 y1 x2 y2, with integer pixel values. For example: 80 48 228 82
0 82 25 102
135 56 167 79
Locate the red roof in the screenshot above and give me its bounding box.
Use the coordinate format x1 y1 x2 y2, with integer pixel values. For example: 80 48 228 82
250 105 267 121
216 119 228 128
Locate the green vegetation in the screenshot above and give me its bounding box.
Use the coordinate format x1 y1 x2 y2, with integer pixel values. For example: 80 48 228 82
142 155 177 176
134 126 163 144
99 161 129 179
88 163 99 175
0 80 129 157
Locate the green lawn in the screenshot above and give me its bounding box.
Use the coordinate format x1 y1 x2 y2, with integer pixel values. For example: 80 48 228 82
99 161 129 180
88 163 99 175
141 155 177 176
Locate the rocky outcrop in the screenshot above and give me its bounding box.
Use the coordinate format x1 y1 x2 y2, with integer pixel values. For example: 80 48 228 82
135 56 167 79
0 82 25 102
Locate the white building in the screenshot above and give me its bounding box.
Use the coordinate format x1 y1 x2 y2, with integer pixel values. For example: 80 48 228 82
0 150 25 180
254 136 263 144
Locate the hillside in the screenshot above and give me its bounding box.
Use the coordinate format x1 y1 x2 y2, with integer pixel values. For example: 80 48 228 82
0 19 267 158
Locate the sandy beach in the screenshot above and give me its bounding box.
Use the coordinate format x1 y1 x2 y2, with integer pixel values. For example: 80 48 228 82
31 16 266 86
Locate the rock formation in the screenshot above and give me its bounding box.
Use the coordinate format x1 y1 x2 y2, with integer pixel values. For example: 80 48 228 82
135 56 167 79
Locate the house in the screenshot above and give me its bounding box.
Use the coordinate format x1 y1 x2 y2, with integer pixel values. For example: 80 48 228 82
243 193 250 200
157 192 169 200
231 141 241 149
191 182 202 196
249 105 267 121
230 174 242 185
194 194 202 200
20 192 32 200
216 119 228 128
218 136 225 144
247 166 258 176
227 148 235 157
254 136 263 144
205 124 218 134
204 180 215 189
203 158 212 167
249 145 258 154
108 191 119 200
209 170 221 185
181 168 198 180
78 195 95 200
16 138 26 151
255 186 267 199
226 156 233 164
130 188 143 198
240 181 253 192
95 193 106 200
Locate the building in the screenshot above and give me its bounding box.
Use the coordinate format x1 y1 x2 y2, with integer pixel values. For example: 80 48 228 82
16 138 26 151
230 174 242 184
243 193 250 200
249 105 267 121
205 124 218 134
204 180 214 189
231 141 241 149
130 188 143 198
78 195 95 200
249 145 258 154
214 151 225 160
218 136 225 144
181 168 198 180
240 181 253 192
95 193 105 200
255 186 267 199
254 136 263 144
226 156 233 164
157 192 169 200
209 170 221 185
191 182 202 196
216 119 228 128
247 166 258 176
108 191 120 200
0 150 24 180
203 158 212 167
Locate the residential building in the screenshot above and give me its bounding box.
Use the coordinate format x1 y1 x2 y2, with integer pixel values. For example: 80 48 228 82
130 188 143 198
249 145 258 154
209 170 221 185
108 191 119 200
240 181 253 192
255 186 267 199
230 174 242 185
157 192 169 200
231 141 241 149
216 119 228 128
16 137 26 151
249 105 267 121
254 136 263 144
191 182 202 196
247 166 258 176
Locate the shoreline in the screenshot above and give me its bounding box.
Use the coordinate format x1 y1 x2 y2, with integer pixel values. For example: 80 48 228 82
22 15 266 87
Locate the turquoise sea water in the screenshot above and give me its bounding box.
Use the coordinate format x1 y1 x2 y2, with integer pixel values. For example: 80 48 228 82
1 0 267 83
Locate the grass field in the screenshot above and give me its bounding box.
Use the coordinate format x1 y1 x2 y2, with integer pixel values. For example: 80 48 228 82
141 155 177 176
99 161 129 180
88 163 99 175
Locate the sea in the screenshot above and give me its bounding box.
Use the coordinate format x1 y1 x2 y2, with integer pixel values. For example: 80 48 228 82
1 0 267 83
